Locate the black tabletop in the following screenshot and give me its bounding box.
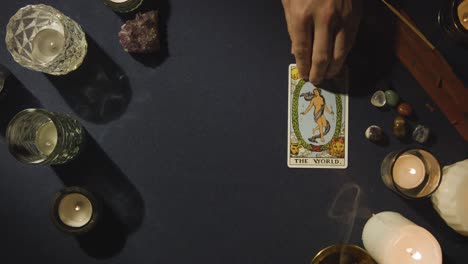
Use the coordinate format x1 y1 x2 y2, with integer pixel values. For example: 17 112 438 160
0 0 467 263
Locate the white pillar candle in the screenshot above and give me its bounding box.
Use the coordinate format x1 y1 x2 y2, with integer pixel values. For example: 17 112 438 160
58 193 93 228
31 28 65 63
458 0 468 30
362 212 442 264
35 121 58 155
392 154 426 189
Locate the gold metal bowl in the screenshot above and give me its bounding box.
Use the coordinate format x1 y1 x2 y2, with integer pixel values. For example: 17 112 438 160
311 244 376 264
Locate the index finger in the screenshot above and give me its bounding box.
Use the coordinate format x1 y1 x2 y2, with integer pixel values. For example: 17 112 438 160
289 19 313 80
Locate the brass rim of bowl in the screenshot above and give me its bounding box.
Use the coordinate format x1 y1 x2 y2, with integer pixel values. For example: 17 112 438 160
311 244 376 264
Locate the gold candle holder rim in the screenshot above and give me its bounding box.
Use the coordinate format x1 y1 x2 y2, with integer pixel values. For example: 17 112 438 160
311 244 376 264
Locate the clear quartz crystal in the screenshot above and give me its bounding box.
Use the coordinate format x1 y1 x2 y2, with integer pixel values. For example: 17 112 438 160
5 4 87 75
431 159 468 236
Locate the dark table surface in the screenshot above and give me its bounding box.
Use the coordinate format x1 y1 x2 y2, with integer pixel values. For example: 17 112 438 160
0 0 467 263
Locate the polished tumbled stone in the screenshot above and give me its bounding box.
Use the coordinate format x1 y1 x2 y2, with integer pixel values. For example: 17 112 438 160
385 90 400 107
371 90 387 107
397 102 413 117
393 116 406 138
412 125 430 143
365 125 383 142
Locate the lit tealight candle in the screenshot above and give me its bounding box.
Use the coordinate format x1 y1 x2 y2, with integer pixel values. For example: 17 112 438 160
31 28 65 64
35 121 57 155
458 0 468 30
362 212 442 264
52 187 99 233
58 193 93 228
392 154 426 189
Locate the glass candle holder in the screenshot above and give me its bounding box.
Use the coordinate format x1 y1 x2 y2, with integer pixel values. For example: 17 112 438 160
438 0 468 45
381 148 442 199
5 4 87 75
51 186 100 234
6 108 84 165
311 244 376 264
0 64 10 94
103 0 143 13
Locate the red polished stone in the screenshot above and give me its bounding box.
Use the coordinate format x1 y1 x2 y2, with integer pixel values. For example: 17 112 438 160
397 103 413 116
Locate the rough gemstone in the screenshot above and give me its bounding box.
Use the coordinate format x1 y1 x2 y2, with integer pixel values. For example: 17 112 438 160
412 125 430 144
393 116 406 138
119 10 160 53
365 125 383 142
397 102 412 117
371 90 386 107
385 90 400 107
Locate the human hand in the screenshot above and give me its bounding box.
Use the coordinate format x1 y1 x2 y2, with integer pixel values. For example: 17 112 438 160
282 0 361 84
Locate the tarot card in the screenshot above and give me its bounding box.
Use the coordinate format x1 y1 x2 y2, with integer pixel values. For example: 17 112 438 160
287 64 349 169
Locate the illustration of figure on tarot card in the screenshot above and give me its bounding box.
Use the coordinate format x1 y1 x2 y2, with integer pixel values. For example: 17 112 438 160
300 88 334 143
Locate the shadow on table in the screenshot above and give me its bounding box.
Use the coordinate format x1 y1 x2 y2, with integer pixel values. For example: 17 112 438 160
0 75 42 137
347 0 398 97
46 36 131 124
117 0 171 68
52 131 145 259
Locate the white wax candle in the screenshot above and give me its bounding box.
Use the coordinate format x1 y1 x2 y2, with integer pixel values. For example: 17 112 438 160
31 28 65 63
392 154 425 189
35 121 57 155
58 193 93 228
458 0 468 30
362 212 442 264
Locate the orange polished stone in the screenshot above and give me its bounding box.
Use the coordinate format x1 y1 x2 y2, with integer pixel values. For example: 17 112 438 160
397 103 413 117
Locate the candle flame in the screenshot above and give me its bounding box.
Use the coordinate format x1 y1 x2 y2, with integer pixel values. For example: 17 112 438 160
406 248 422 261
409 168 417 175
75 205 81 211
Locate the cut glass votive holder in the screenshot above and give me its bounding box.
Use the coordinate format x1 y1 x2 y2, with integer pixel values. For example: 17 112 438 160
5 4 87 75
381 148 442 199
6 108 84 165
